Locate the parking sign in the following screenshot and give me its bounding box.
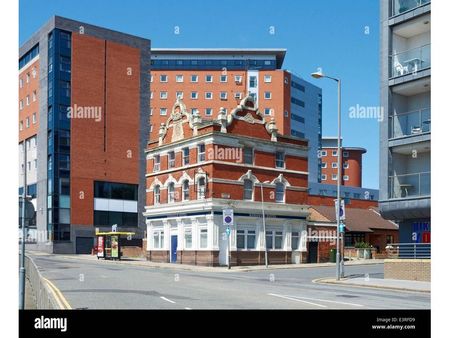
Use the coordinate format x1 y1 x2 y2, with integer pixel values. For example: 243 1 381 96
223 208 234 227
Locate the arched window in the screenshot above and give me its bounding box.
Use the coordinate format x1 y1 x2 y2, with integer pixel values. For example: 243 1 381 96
182 180 189 201
154 185 160 205
243 179 253 200
275 182 285 203
168 182 175 203
198 177 206 199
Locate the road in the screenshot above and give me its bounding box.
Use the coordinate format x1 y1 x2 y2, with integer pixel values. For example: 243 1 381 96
29 253 430 310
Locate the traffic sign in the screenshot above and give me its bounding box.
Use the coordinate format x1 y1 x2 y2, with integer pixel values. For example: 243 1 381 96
112 224 117 232
335 199 346 221
226 227 231 236
223 208 234 227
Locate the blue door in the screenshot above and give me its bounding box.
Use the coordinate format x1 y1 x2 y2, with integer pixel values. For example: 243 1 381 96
171 235 178 263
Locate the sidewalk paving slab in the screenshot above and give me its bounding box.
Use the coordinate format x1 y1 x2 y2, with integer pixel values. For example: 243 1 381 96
28 251 383 273
314 276 430 293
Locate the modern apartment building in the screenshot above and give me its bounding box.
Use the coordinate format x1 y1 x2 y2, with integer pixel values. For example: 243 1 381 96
379 0 431 244
144 95 310 266
319 137 366 187
150 49 323 183
19 16 151 253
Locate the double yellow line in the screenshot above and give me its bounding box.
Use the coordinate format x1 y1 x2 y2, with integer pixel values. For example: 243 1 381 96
43 277 72 310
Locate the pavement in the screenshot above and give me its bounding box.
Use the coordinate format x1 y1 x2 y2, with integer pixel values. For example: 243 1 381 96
315 276 430 293
31 251 384 272
26 252 430 310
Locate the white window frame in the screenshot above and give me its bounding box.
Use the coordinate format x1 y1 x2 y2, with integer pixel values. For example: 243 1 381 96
243 147 254 165
291 231 300 251
199 228 208 249
275 151 285 169
249 76 257 88
234 75 242 83
275 182 285 203
332 174 338 181
32 90 37 102
321 162 327 168
182 147 190 165
168 182 175 203
153 155 160 172
205 92 213 100
26 95 30 106
168 151 175 168
19 78 23 88
191 92 198 100
150 75 153 83
32 112 37 124
150 92 154 99
266 230 284 250
190 75 198 83
154 185 161 205
321 174 327 181
19 100 24 110
205 108 213 116
26 73 30 83
236 229 257 250
332 150 338 156
234 92 242 99
343 151 349 158
264 108 272 116
343 175 349 181
26 117 30 128
243 179 254 201
197 177 206 200
205 75 213 83
332 162 338 168
19 121 23 131
197 143 206 162
182 180 190 201
184 228 193 249
160 91 168 99
264 75 272 83
220 92 227 100
220 75 227 83
343 162 349 169
321 150 327 157
160 74 168 83
264 91 272 99
160 108 167 116
176 91 183 99
175 74 184 83
191 108 199 115
153 230 164 249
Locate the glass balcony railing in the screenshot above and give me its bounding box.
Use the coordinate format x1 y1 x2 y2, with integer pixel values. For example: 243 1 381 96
390 44 430 78
389 108 431 139
389 172 430 199
391 0 430 17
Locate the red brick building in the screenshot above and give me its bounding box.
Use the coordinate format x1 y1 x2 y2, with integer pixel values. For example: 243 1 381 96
144 95 311 266
319 137 366 187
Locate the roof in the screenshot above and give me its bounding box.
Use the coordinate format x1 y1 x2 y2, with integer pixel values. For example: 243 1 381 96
308 206 398 232
151 48 286 68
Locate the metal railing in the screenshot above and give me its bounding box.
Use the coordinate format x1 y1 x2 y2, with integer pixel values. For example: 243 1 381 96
389 171 430 199
385 243 430 259
391 0 430 17
389 108 431 139
390 44 430 78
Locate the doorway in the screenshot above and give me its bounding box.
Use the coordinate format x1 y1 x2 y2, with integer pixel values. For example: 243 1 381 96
170 235 178 263
308 241 318 263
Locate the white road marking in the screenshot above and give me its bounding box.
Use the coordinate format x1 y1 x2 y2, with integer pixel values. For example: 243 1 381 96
268 293 327 308
160 296 176 304
287 295 364 307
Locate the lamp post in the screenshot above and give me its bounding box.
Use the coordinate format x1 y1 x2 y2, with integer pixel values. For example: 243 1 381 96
260 180 270 268
311 70 344 280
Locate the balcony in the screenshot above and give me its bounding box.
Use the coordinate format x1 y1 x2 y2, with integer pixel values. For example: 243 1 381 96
389 107 430 139
391 0 430 17
389 171 430 199
390 44 430 78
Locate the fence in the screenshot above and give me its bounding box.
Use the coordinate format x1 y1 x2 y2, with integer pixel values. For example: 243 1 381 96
385 243 431 259
25 255 60 309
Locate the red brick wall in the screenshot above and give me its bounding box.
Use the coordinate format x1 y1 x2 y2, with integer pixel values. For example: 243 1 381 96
321 148 364 187
71 33 141 226
307 195 377 209
19 59 40 142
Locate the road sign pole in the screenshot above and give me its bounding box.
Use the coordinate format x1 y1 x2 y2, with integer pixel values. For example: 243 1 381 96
228 230 231 270
19 143 27 310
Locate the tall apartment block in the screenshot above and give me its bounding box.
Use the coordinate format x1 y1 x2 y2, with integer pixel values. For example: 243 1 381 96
320 137 366 187
379 0 431 244
19 16 150 253
149 49 323 183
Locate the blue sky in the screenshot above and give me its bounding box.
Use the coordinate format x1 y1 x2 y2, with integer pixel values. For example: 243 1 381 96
20 0 380 189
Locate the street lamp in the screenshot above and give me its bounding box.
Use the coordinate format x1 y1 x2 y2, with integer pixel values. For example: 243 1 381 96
260 180 270 268
311 70 344 280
